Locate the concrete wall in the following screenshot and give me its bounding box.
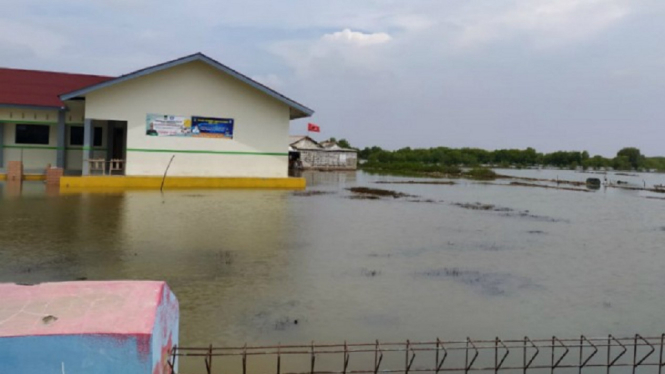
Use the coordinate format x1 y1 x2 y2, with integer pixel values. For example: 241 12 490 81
83 60 291 178
150 283 180 374
300 150 358 170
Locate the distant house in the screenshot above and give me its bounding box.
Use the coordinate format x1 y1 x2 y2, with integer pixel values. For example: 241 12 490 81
289 136 357 170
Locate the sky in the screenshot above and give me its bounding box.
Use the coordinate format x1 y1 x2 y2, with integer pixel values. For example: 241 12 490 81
1 0 664 157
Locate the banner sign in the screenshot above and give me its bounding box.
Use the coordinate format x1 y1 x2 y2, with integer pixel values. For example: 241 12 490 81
191 116 234 139
146 114 234 139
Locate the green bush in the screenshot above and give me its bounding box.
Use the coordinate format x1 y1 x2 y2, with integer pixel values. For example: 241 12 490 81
464 167 497 180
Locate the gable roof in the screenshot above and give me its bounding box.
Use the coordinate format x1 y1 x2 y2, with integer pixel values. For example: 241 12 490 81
0 68 113 109
60 53 314 119
289 135 320 147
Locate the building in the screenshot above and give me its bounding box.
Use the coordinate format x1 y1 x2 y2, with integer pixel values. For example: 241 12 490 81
289 136 357 170
0 53 313 187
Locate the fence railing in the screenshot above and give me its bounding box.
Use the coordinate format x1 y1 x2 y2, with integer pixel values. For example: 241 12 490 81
169 335 665 374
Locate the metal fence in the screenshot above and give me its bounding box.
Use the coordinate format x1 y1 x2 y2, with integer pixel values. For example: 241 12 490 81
169 335 665 374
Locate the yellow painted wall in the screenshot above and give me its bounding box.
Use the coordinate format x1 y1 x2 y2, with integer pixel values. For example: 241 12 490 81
82 61 291 178
60 176 306 190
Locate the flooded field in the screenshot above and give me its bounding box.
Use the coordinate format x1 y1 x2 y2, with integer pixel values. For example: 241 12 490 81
2 169 665 371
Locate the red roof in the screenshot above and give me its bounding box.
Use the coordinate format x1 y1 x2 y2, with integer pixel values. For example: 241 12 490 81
0 68 114 108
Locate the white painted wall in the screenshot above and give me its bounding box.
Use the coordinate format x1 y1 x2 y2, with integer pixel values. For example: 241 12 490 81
82 60 292 178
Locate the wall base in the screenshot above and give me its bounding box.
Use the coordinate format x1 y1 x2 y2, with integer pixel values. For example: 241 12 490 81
60 175 306 190
0 173 46 181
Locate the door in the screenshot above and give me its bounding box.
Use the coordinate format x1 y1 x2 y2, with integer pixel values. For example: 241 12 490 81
112 127 124 160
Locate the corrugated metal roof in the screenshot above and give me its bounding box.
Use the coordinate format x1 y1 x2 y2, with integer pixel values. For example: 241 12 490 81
0 68 113 108
60 53 314 119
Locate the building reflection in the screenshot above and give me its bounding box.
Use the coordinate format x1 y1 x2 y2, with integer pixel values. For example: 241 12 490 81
301 171 357 187
114 189 296 349
0 188 127 283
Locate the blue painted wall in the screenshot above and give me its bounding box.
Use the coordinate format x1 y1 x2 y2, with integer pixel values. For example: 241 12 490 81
0 334 151 374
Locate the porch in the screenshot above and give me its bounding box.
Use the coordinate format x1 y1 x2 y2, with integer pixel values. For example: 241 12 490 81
76 119 128 176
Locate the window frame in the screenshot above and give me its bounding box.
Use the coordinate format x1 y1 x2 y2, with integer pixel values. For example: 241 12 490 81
14 124 51 145
69 126 103 147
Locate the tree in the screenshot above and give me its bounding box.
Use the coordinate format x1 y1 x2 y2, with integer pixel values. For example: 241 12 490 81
613 156 632 171
337 139 352 149
617 147 644 170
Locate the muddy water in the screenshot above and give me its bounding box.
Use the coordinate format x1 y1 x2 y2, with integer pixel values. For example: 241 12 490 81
1 170 665 372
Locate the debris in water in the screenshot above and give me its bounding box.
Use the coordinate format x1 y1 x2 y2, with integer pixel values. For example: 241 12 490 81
347 187 415 199
375 181 455 185
274 316 301 330
527 230 547 235
361 268 381 277
347 195 381 200
416 268 538 296
509 181 590 192
500 211 568 223
293 190 336 197
406 198 439 203
453 202 513 212
453 201 567 223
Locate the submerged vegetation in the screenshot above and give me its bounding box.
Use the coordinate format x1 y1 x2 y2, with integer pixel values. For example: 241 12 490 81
347 187 414 199
357 145 665 173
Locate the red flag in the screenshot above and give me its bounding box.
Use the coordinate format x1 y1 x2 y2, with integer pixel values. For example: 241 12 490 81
308 123 320 133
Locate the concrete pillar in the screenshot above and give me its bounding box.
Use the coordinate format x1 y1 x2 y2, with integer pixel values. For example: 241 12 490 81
82 118 93 176
106 121 115 164
56 109 66 169
0 122 4 169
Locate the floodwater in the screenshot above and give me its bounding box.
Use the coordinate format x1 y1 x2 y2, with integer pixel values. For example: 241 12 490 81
1 169 665 372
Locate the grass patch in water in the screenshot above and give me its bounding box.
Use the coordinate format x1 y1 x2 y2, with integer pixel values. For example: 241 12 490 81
293 190 336 197
347 187 414 198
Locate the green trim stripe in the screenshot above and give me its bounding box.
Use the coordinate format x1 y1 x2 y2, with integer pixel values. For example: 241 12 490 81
3 145 106 151
0 120 84 125
4 145 59 150
127 148 287 156
1 145 287 156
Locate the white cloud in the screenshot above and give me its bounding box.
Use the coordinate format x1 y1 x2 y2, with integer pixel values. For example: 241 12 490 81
0 19 68 58
453 0 631 48
269 28 394 79
322 29 392 46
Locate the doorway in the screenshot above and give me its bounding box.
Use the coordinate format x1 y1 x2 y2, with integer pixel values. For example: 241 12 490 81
112 127 125 160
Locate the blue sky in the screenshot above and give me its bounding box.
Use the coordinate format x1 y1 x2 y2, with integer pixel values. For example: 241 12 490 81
2 0 664 156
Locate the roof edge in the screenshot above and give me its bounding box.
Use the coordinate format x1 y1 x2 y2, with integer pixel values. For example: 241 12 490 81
60 53 314 118
0 103 64 111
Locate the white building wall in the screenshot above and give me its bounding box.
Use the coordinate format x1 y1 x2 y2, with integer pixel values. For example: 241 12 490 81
82 61 291 178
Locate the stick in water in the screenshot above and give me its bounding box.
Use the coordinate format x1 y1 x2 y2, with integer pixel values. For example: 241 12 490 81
160 155 175 192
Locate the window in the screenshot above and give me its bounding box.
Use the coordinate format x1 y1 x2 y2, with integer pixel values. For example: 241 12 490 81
70 126 103 147
15 124 50 145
